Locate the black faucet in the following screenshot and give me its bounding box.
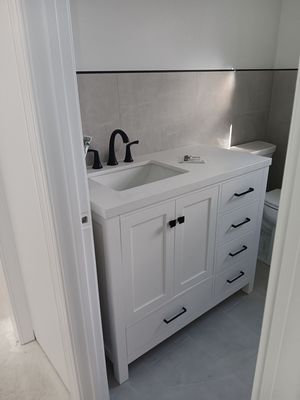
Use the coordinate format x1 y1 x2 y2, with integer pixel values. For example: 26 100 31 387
124 140 139 162
107 129 129 166
87 149 102 169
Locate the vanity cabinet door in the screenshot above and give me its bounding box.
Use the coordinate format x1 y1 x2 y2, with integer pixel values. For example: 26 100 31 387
174 187 218 294
121 201 176 323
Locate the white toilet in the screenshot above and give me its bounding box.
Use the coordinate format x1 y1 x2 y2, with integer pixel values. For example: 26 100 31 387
231 141 281 265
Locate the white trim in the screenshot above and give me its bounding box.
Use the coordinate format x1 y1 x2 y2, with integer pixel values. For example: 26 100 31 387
252 63 300 399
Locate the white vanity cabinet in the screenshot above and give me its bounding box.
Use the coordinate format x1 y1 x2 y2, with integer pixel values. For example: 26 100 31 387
90 153 269 384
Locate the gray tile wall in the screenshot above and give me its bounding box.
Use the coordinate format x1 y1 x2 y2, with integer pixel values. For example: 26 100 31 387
77 70 297 187
266 70 298 190
77 71 274 162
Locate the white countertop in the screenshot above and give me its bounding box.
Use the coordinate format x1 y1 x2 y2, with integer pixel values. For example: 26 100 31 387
88 144 271 218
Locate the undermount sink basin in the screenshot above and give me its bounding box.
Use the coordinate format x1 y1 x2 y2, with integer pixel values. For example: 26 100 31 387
90 161 188 191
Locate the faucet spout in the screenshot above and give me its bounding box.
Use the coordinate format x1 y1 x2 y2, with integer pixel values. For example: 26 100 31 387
107 129 129 166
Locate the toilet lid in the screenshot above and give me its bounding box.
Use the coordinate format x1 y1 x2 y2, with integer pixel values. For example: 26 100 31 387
265 189 281 209
231 141 276 156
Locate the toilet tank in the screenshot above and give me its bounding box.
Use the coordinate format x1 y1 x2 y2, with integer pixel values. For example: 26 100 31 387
230 141 276 158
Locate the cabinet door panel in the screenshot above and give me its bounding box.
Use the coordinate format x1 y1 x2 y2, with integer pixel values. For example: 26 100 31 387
174 187 218 294
121 202 175 322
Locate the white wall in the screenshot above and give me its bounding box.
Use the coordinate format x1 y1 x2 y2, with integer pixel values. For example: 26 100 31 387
275 0 300 68
70 0 282 71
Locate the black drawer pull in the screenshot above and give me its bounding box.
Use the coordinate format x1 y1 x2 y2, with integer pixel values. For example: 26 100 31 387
227 271 245 284
231 217 251 229
168 219 177 228
163 307 187 324
177 216 185 224
234 187 254 197
229 245 248 257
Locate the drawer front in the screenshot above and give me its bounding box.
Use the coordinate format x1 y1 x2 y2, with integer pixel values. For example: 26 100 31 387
217 202 259 244
215 232 255 273
214 263 252 303
126 278 213 363
220 170 263 212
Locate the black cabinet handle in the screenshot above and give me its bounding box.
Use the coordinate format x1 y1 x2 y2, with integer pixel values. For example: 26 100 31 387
163 307 187 324
177 216 185 224
227 271 245 284
234 187 254 197
231 217 251 229
229 245 248 257
168 219 177 228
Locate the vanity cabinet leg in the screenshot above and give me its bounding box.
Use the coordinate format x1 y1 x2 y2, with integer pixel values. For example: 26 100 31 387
113 359 129 384
243 277 254 294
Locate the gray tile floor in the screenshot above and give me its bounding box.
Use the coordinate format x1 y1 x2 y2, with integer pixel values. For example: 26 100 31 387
107 261 269 400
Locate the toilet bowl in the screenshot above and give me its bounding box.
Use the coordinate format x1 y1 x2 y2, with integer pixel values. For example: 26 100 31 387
231 141 280 265
264 189 281 225
259 189 281 265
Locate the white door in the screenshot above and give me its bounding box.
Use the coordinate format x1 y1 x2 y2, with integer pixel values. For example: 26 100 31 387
174 187 218 294
2 1 109 399
0 0 70 387
121 202 176 322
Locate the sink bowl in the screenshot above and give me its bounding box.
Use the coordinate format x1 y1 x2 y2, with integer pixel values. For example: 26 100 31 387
90 161 188 191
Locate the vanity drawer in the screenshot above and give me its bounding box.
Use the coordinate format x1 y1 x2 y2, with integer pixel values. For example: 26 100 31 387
126 278 213 363
215 232 255 273
220 170 263 212
217 202 259 244
214 263 252 303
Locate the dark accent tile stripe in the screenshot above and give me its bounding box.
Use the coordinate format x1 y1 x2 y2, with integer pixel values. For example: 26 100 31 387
76 68 298 74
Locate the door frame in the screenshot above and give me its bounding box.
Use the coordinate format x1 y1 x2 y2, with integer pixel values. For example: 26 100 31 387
251 63 300 399
2 0 109 399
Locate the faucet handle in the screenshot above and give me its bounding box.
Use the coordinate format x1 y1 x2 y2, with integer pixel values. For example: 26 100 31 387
83 136 92 155
124 140 139 163
87 149 102 169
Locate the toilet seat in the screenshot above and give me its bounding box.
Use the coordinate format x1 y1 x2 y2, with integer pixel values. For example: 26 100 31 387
265 189 281 210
